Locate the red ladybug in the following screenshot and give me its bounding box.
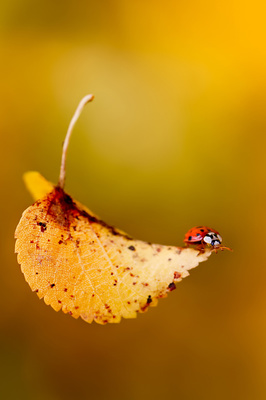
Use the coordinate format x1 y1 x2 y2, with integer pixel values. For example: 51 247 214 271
184 226 231 252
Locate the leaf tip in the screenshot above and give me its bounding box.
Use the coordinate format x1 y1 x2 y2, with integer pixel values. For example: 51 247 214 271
23 171 54 201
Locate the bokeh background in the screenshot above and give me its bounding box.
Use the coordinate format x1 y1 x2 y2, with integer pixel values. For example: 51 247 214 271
1 1 266 399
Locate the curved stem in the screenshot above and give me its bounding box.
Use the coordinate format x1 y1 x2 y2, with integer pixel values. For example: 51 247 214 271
58 94 94 189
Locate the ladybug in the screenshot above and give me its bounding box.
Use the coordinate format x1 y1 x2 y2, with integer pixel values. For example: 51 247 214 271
184 226 231 252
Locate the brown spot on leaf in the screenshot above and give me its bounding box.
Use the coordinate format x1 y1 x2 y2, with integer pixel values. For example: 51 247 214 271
37 222 47 232
141 300 151 312
147 295 152 304
174 271 181 279
168 282 176 292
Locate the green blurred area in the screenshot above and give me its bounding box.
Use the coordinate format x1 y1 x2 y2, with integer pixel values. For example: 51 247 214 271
1 1 266 399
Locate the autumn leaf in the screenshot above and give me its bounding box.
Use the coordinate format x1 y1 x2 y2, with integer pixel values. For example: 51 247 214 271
15 95 213 324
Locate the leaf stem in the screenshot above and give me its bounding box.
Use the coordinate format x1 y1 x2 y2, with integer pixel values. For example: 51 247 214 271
58 94 94 189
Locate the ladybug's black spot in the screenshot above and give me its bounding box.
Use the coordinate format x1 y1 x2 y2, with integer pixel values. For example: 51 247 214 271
188 236 192 241
200 229 204 232
196 233 201 236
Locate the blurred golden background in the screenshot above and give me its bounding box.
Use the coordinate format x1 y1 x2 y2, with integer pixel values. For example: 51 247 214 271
1 1 266 399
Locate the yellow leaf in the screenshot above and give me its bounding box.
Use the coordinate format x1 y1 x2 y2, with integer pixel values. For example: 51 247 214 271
15 174 211 324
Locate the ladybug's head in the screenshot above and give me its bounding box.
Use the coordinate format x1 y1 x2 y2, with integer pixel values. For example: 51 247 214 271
203 232 222 247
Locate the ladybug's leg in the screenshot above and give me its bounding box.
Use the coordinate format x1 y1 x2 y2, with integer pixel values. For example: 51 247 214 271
195 241 206 254
211 245 232 253
217 246 233 252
